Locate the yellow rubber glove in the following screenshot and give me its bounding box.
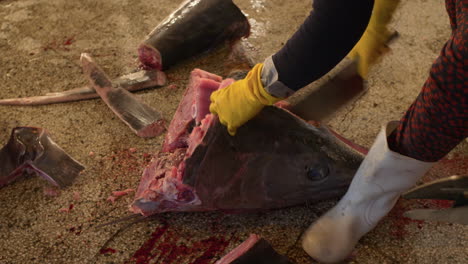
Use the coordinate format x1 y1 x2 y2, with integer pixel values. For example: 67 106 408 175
348 0 400 78
209 63 281 136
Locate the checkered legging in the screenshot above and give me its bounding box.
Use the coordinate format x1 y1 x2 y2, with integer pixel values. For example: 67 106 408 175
387 0 468 162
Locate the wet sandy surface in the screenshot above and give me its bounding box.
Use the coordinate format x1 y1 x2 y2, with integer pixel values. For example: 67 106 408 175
0 0 466 263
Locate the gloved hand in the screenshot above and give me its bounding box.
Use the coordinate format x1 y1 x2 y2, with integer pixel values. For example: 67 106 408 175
348 0 400 78
209 63 282 136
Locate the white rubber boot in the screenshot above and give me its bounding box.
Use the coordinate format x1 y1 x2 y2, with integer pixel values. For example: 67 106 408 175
302 122 434 263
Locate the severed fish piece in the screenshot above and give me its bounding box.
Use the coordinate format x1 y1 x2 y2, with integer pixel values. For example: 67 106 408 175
80 53 166 138
138 0 250 70
216 234 294 264
131 69 364 216
0 70 166 106
0 127 85 188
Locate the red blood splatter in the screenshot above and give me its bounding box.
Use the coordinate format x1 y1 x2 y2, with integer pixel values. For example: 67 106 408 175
125 223 233 264
388 197 456 239
386 153 466 238
420 199 454 209
127 224 169 264
58 203 74 213
68 224 82 235
100 248 117 254
192 237 232 264
107 188 135 203
63 37 75 46
43 36 75 52
100 149 154 180
387 200 424 238
113 189 135 197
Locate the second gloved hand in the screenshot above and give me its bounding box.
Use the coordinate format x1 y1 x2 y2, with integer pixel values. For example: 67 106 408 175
348 0 400 78
209 63 282 136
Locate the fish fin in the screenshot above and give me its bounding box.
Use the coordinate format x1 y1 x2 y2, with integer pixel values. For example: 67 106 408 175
31 131 85 187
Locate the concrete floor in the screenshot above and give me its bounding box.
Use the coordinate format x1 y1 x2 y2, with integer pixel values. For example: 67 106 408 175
0 0 466 263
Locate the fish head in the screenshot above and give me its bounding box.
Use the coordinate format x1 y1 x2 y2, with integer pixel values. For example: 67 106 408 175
131 107 365 215
183 107 364 210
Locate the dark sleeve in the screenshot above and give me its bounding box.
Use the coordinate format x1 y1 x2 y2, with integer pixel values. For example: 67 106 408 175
272 0 374 91
387 3 468 162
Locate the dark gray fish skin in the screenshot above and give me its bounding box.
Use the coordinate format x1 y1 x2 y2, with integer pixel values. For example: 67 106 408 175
131 108 363 215
0 127 84 188
81 53 166 138
0 70 166 106
184 107 362 211
138 0 250 70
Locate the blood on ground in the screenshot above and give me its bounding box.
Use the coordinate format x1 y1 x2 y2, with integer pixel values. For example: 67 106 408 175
99 149 154 180
386 153 466 238
58 203 74 213
387 200 425 239
125 222 235 264
100 247 118 255
42 36 75 52
68 224 83 236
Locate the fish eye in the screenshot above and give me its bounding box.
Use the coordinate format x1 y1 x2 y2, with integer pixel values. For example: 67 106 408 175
306 165 329 181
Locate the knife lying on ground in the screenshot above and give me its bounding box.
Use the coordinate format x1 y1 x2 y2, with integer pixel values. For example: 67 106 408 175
402 175 468 225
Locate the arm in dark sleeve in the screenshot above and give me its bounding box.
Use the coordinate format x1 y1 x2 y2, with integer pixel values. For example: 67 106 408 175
271 0 374 91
